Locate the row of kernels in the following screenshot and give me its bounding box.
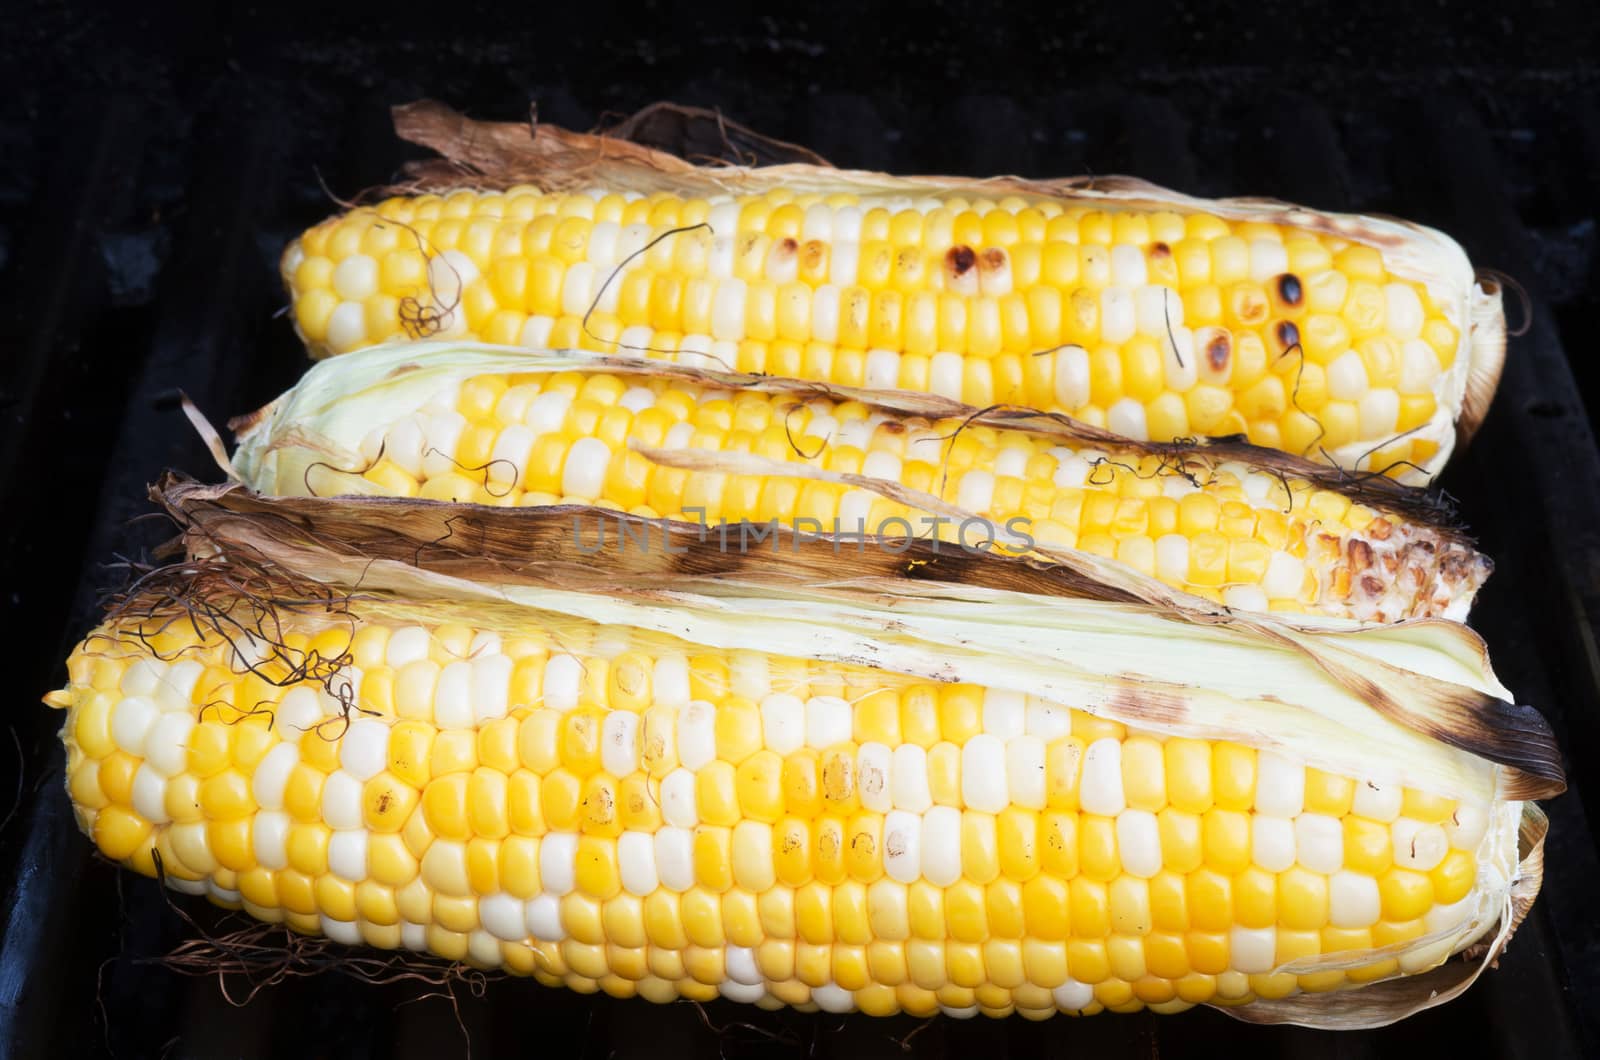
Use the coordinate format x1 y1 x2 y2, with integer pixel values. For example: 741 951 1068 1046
76 627 1487 847
315 192 1368 269
348 320 1420 482
101 639 1489 832
306 243 1430 374
143 758 1471 924
143 840 1455 1006
132 809 1464 973
645 325 1421 472
321 193 1245 250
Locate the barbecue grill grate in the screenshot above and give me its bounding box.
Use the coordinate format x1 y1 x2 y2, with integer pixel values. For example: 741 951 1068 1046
2 13 1598 1058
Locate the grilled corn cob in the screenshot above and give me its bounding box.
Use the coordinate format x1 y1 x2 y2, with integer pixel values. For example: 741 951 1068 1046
279 104 1506 482
48 512 1557 1025
232 344 1489 622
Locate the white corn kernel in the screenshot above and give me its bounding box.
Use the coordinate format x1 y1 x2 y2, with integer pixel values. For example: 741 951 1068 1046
251 743 298 810
1328 351 1369 401
144 713 195 777
1251 815 1297 873
1006 736 1047 811
1101 288 1136 344
655 827 694 892
526 895 565 941
1294 813 1345 874
152 660 204 713
539 833 578 896
561 437 610 501
961 735 1008 813
433 661 473 730
1392 818 1449 872
981 689 1026 740
652 655 690 708
386 626 430 668
275 687 322 743
805 696 853 750
120 658 164 697
891 745 933 813
1025 698 1073 742
729 652 772 701
930 352 964 401
760 693 805 755
1054 346 1091 408
1263 551 1305 600
253 810 291 871
1353 779 1403 822
1384 283 1424 340
321 770 364 831
921 806 962 886
328 830 368 881
1329 870 1382 928
883 810 922 884
339 717 390 780
110 696 158 757
1255 751 1306 817
131 764 169 824
865 348 902 390
1230 925 1277 974
1249 240 1289 284
1053 979 1095 1011
661 768 699 828
1445 803 1490 851
481 893 527 942
1117 809 1162 878
857 743 893 813
1359 389 1400 439
1080 738 1126 817
470 654 511 723
1111 245 1149 288
619 831 659 895
326 302 368 352
543 655 582 712
601 711 639 777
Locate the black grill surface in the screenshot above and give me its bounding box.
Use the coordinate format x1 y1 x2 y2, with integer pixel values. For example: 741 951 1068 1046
3 6 1599 1058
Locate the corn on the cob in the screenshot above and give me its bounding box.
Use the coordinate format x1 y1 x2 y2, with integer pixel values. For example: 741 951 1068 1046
233 344 1489 622
280 106 1505 482
48 515 1557 1025
49 609 1513 1019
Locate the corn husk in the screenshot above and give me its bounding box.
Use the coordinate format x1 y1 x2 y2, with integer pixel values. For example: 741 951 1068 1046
133 475 1560 1027
283 100 1505 483
229 341 1491 623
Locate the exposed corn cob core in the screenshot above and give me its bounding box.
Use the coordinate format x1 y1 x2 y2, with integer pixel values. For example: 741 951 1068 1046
239 353 1486 622
285 188 1461 475
56 610 1505 1020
